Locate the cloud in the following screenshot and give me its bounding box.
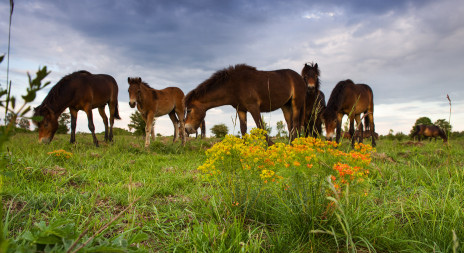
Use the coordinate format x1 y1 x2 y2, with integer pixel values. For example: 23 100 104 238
0 0 463 137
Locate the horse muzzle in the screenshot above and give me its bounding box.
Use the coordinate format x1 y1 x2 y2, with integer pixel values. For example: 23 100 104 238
39 137 51 144
185 124 196 135
129 102 136 108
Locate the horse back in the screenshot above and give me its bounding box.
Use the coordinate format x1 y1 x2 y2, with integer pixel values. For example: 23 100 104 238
242 69 306 112
69 73 118 108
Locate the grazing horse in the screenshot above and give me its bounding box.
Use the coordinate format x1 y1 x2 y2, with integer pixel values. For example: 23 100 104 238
322 79 376 147
185 119 206 139
411 125 447 143
127 77 185 147
184 64 307 142
301 62 326 137
33 70 120 146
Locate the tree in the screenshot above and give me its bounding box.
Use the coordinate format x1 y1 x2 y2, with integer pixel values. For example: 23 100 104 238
56 112 70 134
128 111 155 136
18 118 30 130
260 116 272 135
410 117 432 136
276 120 287 137
211 123 228 138
434 119 452 135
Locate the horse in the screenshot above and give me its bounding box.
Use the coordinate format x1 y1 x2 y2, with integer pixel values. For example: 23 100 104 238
301 62 326 137
322 79 376 147
411 125 447 143
127 77 186 147
32 70 120 146
184 64 307 143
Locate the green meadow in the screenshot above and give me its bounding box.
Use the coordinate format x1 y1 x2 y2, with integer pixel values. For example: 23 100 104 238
1 132 463 252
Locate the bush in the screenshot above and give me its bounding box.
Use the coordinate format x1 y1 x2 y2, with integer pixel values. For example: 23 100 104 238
210 123 228 138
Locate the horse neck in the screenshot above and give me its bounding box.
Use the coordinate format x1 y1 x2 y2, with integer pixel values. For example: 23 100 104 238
138 84 156 106
195 88 231 110
42 93 70 116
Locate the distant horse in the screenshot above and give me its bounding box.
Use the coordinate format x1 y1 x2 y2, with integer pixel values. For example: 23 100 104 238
33 70 120 146
411 125 447 143
322 79 376 147
128 77 186 147
301 62 326 137
184 64 307 142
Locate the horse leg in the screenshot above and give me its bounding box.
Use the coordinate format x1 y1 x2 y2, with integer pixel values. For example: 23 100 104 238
237 110 247 137
69 108 78 144
368 113 376 147
151 121 156 142
174 107 186 145
168 111 180 143
201 120 206 139
145 112 154 148
107 102 116 142
98 106 109 142
348 116 356 148
281 105 293 139
84 108 99 147
335 113 344 144
355 114 363 144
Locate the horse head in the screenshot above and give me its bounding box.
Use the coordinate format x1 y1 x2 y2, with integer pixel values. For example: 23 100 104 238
301 62 320 90
127 77 142 108
32 105 59 144
321 108 337 141
184 92 206 135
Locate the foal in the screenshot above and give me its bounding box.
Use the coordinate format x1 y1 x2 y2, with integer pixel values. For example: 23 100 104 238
128 77 186 147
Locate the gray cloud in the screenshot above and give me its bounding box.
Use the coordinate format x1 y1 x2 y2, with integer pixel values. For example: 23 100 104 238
0 0 462 135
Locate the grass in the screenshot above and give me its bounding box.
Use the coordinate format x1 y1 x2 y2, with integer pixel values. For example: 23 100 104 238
1 132 463 252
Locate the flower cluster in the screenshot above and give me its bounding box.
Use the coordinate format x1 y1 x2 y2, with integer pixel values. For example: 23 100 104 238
197 128 374 196
47 149 73 159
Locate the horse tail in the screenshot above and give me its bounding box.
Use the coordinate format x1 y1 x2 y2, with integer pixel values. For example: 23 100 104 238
114 103 121 120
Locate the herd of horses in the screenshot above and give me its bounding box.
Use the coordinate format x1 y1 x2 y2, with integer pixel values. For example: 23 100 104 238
31 63 447 148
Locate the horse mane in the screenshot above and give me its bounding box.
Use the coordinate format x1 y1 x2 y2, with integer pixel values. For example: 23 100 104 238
325 79 354 115
184 64 256 106
38 70 92 112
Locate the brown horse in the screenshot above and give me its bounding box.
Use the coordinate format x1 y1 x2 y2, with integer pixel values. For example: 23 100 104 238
322 79 376 147
33 70 120 146
301 62 326 137
411 125 447 142
127 77 186 147
184 64 307 142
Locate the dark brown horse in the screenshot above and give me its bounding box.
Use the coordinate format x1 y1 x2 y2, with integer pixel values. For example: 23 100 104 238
411 125 447 142
33 71 120 146
322 79 376 147
127 77 186 147
301 62 326 137
184 64 307 141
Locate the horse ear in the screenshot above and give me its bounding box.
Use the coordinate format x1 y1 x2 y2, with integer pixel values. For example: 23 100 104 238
137 77 141 82
305 63 308 67
127 77 131 83
315 63 318 68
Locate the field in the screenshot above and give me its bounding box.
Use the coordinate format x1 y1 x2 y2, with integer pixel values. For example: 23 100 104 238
1 132 463 252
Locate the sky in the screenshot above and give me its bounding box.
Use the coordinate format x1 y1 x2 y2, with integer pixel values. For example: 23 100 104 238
0 0 463 137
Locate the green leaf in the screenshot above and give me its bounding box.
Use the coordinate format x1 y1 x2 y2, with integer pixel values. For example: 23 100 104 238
22 91 36 103
128 232 149 245
20 106 31 117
